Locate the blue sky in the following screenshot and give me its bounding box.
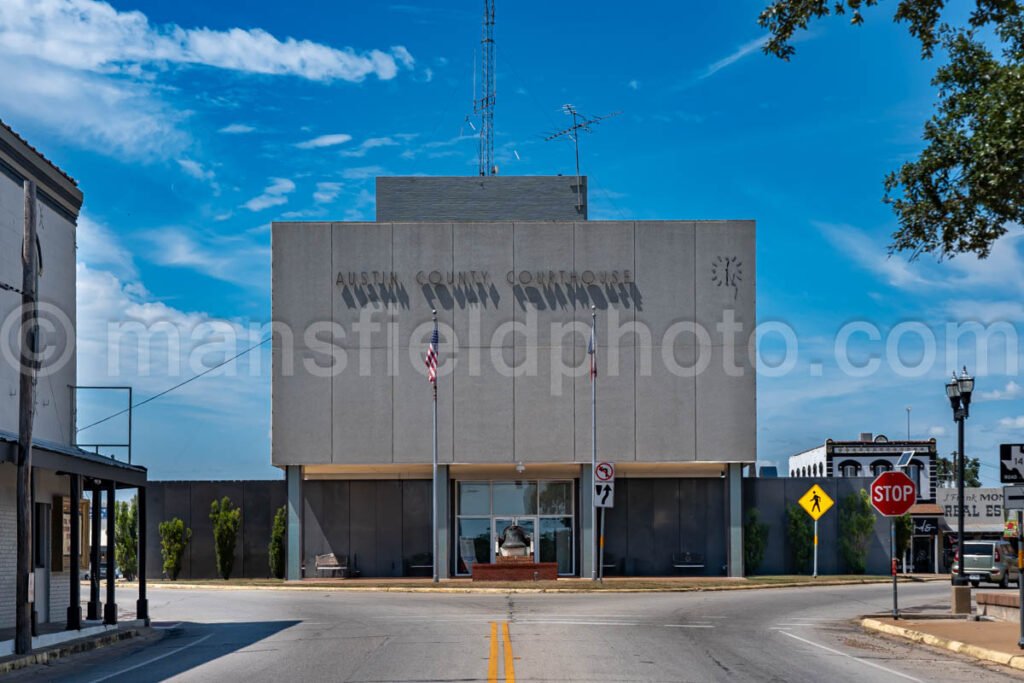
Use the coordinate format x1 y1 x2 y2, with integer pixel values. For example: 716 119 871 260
1 0 1021 483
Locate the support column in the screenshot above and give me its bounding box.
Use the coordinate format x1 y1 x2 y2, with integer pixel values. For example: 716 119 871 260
726 463 744 577
136 487 148 625
103 480 117 625
286 466 302 581
580 464 594 578
67 474 81 630
87 483 101 621
435 465 450 579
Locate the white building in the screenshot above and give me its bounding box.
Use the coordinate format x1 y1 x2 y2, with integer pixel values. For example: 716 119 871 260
0 120 147 652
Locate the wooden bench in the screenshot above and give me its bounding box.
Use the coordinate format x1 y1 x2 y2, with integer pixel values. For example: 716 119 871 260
671 552 705 573
315 553 350 578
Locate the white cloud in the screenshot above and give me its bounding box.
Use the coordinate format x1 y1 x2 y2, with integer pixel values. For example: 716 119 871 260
340 136 400 158
242 177 296 212
0 0 414 82
341 165 386 180
979 380 1024 401
219 123 255 134
141 227 269 288
815 221 940 290
701 36 769 79
928 426 947 437
999 416 1024 429
314 181 343 204
296 133 353 150
177 158 215 182
0 53 189 158
76 214 137 281
628 79 639 90
0 0 413 158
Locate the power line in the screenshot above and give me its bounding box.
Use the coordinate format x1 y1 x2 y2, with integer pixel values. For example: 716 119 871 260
76 336 271 434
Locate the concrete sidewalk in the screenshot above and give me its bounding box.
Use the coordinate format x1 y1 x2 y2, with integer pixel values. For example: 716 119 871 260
134 573 948 594
863 617 1024 672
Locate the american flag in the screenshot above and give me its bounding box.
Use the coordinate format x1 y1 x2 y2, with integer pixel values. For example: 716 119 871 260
588 324 597 380
425 325 439 384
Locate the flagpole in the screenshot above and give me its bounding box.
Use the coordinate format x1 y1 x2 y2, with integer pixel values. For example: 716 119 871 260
432 309 439 584
591 305 598 581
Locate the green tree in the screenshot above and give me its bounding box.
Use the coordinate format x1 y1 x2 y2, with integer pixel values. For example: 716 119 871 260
936 452 982 487
210 497 242 580
269 505 287 580
759 1 1024 259
786 504 813 574
744 508 770 575
114 496 138 581
839 490 877 574
895 513 914 571
158 517 191 581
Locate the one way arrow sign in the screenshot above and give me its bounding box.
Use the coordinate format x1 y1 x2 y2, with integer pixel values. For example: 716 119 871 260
1004 485 1024 510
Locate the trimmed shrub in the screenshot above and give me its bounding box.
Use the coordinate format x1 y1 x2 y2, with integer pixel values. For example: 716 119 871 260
839 489 876 574
114 496 139 581
159 517 191 580
210 497 242 580
744 508 770 575
269 505 287 580
786 504 813 573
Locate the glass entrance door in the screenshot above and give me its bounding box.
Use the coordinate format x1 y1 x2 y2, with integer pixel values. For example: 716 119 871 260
492 517 537 562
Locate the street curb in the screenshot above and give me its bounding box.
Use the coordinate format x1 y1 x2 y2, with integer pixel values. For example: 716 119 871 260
136 577 934 594
861 618 1024 671
0 627 150 675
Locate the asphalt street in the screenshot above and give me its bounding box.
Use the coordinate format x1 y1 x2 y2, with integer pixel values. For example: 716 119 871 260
6 582 1022 682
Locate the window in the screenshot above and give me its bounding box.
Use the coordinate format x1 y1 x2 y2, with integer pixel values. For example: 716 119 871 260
492 482 538 515
870 460 892 476
838 460 861 477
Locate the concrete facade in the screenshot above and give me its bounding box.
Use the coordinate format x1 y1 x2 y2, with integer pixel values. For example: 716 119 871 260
272 176 756 578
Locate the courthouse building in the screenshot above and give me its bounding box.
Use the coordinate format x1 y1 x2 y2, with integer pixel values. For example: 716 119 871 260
272 176 756 578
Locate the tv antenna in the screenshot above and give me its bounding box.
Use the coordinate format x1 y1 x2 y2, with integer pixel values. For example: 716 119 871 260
473 0 496 176
545 104 620 211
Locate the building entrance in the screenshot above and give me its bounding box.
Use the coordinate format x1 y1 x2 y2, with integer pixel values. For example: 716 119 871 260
455 480 575 576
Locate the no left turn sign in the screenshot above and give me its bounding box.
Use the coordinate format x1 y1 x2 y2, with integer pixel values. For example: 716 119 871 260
596 462 615 482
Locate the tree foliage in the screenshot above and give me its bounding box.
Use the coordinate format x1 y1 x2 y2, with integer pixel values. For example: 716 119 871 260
269 505 287 580
114 496 138 581
895 513 914 562
936 451 982 487
210 497 242 580
839 489 877 574
759 1 1024 259
159 517 191 581
786 504 814 573
744 507 771 575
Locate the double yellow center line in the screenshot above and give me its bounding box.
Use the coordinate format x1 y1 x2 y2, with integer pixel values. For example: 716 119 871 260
487 621 516 682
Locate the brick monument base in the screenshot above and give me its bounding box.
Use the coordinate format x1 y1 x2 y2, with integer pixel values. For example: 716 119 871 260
471 556 559 581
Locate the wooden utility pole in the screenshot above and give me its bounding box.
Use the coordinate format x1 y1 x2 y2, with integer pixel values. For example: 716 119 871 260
16 180 39 655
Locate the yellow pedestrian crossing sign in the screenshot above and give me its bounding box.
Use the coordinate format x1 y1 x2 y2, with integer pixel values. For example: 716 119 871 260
798 484 834 521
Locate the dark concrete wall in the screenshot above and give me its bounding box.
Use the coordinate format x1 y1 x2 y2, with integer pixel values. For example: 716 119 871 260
602 478 729 576
145 480 286 580
302 479 431 577
743 477 891 575
376 176 587 221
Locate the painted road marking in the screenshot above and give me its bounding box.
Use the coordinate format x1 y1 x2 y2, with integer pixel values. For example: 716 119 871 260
488 622 499 683
87 633 213 683
487 621 516 683
779 631 923 682
502 621 516 683
152 622 181 630
664 624 715 628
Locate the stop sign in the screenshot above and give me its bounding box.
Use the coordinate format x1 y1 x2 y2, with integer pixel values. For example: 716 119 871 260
870 471 917 516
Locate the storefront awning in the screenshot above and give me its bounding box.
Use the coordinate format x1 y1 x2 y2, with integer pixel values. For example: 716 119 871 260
0 429 146 487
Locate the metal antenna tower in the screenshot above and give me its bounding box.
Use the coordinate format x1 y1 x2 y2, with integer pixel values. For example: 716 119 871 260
545 105 621 211
474 0 496 176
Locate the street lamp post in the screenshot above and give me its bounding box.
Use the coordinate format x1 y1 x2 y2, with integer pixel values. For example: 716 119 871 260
946 367 974 587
